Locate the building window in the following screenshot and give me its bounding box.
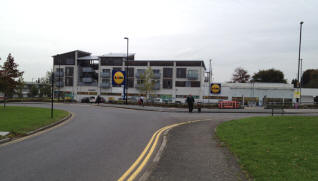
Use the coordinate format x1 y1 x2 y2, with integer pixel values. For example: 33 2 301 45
176 68 186 78
65 77 73 86
128 78 134 88
163 68 173 78
113 67 122 71
191 81 200 87
175 81 186 87
163 79 172 89
125 68 134 78
152 79 160 90
65 67 74 76
187 70 199 80
136 69 145 78
56 68 64 73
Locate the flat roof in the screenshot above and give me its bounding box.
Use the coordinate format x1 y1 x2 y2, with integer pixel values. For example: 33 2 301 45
99 53 135 57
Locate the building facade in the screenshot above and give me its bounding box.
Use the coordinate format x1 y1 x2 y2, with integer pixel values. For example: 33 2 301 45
203 82 296 105
52 50 206 102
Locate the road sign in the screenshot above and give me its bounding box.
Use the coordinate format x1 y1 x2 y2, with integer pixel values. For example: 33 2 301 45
211 83 221 94
112 70 126 86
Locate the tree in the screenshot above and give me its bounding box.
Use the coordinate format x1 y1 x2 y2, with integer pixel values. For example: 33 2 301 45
28 84 38 97
301 69 318 88
16 77 25 98
232 67 250 83
136 67 155 99
291 78 299 88
38 71 52 97
0 54 24 108
251 68 287 83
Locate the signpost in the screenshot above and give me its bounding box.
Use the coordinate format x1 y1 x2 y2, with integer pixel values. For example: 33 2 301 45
112 70 126 100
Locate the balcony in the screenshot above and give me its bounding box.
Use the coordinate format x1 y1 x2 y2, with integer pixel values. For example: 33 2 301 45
54 72 64 77
101 82 111 88
187 73 199 80
55 81 64 87
135 83 144 88
135 70 145 78
153 83 160 90
82 77 93 83
82 67 94 73
152 73 161 79
101 72 111 78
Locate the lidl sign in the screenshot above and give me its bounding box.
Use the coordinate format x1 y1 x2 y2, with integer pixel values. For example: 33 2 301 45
112 70 126 86
210 83 221 94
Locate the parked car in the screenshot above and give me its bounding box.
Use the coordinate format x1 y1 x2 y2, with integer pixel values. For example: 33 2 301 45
89 96 96 103
81 97 90 103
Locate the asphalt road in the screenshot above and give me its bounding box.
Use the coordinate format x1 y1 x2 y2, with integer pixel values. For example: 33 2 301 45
0 103 261 181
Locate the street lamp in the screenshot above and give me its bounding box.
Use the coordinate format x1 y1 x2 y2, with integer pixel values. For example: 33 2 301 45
297 21 304 103
124 37 129 104
300 59 303 104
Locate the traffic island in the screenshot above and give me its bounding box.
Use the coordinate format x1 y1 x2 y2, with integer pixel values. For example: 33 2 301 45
216 116 318 180
0 106 69 144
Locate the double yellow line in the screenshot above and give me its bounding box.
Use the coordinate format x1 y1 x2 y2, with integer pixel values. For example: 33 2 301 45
118 120 202 181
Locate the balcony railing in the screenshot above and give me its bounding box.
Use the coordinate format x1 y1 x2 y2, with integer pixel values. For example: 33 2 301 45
135 71 145 78
55 81 64 87
82 77 93 83
54 72 64 77
153 83 160 90
82 67 94 73
187 73 199 80
135 83 144 88
152 73 161 79
101 82 111 88
101 72 111 78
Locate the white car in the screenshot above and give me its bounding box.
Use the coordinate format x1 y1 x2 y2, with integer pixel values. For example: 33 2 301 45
89 96 96 103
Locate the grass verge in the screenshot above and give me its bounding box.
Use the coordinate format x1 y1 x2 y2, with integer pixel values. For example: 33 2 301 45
216 116 318 181
0 106 68 137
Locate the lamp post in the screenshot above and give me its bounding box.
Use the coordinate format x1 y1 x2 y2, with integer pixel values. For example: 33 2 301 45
124 37 129 104
300 59 303 104
297 21 304 103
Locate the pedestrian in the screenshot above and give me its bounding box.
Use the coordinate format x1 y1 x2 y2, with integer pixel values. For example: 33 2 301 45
186 94 195 112
140 96 144 107
96 95 100 104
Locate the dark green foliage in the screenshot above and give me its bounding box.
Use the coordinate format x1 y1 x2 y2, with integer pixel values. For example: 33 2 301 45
0 54 24 108
252 68 287 83
302 69 318 88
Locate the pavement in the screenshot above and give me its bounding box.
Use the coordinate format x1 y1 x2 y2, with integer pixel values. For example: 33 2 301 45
148 119 248 181
0 132 9 136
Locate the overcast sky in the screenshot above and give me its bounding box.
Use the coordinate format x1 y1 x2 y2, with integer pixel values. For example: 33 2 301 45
0 0 317 82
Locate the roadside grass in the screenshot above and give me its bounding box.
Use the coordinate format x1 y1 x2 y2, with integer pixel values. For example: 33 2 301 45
216 116 318 181
0 106 68 136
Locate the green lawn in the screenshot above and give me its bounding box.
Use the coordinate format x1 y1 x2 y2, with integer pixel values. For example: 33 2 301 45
216 116 318 181
0 106 69 136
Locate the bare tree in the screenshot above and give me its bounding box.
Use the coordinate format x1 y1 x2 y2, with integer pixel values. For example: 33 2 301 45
136 67 155 99
232 67 250 83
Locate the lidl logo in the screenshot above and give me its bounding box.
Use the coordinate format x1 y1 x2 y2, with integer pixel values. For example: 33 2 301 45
211 83 221 94
112 70 126 86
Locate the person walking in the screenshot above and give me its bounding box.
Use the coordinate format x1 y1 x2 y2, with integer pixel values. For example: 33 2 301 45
186 94 195 112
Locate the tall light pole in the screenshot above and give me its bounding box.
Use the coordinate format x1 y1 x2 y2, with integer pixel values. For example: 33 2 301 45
297 21 304 103
300 59 303 104
124 37 129 104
